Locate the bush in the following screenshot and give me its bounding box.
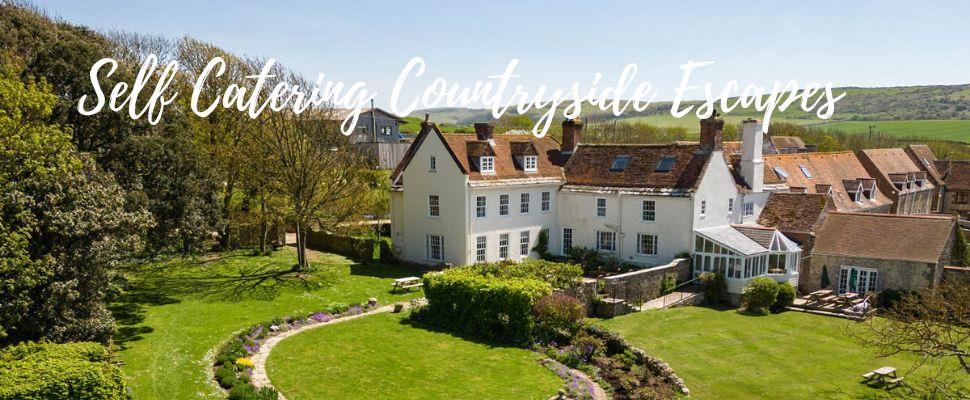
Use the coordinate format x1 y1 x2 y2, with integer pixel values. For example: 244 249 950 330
743 277 780 314
659 274 677 296
458 259 582 290
699 272 727 305
417 266 553 344
772 282 796 313
533 293 586 341
532 229 551 260
217 340 247 365
876 289 919 310
214 364 239 389
0 342 129 400
569 247 603 275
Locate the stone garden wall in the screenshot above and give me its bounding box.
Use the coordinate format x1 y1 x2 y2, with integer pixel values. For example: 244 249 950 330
600 258 691 305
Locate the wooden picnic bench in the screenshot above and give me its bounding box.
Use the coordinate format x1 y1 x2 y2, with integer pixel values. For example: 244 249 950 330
391 276 423 293
862 366 903 386
807 289 833 302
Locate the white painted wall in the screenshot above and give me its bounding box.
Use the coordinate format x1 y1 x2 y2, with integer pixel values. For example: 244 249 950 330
392 133 469 265
693 151 740 229
467 184 561 263
556 191 693 266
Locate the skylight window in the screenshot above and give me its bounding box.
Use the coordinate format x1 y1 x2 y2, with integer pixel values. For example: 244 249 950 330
799 165 812 179
773 166 789 180
655 156 676 172
610 156 630 172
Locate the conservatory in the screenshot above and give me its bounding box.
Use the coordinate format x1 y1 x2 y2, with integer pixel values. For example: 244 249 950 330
692 225 802 294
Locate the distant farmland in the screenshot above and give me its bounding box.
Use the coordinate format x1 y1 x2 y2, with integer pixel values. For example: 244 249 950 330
622 115 969 143
809 119 970 142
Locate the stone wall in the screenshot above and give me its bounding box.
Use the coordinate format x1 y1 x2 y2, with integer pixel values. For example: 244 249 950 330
943 266 970 284
805 254 939 293
600 259 691 305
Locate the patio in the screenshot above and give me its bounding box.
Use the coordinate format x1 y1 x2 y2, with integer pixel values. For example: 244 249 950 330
791 289 875 320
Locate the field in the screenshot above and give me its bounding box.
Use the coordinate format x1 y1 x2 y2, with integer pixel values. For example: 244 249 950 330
599 307 951 400
810 119 970 142
111 248 421 400
267 312 562 400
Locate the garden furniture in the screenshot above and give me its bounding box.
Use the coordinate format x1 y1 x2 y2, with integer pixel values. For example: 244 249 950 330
862 366 902 386
391 276 423 293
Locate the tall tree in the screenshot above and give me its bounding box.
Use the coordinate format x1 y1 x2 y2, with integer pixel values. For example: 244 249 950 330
250 61 371 269
0 65 151 344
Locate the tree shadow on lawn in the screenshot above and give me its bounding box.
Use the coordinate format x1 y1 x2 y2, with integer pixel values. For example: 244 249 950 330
137 261 338 303
349 263 421 279
396 315 529 351
110 257 336 349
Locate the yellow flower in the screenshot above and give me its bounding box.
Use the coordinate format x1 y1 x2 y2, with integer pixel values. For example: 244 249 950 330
235 358 255 368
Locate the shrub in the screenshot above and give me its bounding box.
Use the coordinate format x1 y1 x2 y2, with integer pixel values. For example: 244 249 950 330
876 289 919 310
569 247 603 275
0 342 129 400
214 364 239 389
532 229 551 260
659 274 677 296
417 266 553 344
235 357 255 369
227 385 278 400
533 293 586 341
772 282 796 313
217 340 247 365
458 259 582 289
743 277 780 314
699 272 727 305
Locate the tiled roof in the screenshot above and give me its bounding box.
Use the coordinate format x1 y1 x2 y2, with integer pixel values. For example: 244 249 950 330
938 160 970 191
859 148 936 192
757 192 833 234
441 134 564 182
770 136 806 150
813 212 956 264
390 123 565 186
905 145 942 185
562 143 711 191
763 151 892 211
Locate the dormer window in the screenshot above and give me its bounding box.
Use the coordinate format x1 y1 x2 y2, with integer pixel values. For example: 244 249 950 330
524 155 538 172
853 189 864 203
480 156 495 174
611 156 631 172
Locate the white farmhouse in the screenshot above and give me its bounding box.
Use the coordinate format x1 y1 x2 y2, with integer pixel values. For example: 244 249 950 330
389 114 801 296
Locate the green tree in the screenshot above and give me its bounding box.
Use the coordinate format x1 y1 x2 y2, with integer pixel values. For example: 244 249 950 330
0 65 151 344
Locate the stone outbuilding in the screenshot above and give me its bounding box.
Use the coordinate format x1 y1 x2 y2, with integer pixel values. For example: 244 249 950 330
806 212 959 294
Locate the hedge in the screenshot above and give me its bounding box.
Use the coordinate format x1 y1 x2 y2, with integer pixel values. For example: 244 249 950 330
0 342 129 400
418 269 552 344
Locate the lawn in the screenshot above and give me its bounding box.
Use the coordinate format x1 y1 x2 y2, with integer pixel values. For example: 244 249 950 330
111 248 422 400
266 312 562 400
598 307 938 400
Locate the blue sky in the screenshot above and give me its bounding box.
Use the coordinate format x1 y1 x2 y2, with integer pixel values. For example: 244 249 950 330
35 0 970 109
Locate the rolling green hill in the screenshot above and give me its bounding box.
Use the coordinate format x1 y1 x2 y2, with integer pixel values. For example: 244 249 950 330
412 84 970 143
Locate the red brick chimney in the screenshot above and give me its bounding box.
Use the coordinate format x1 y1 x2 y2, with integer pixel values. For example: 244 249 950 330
561 118 583 154
699 111 724 152
474 122 494 140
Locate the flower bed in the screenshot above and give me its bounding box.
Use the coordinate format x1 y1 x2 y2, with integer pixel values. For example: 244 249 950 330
538 325 689 400
210 299 380 400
